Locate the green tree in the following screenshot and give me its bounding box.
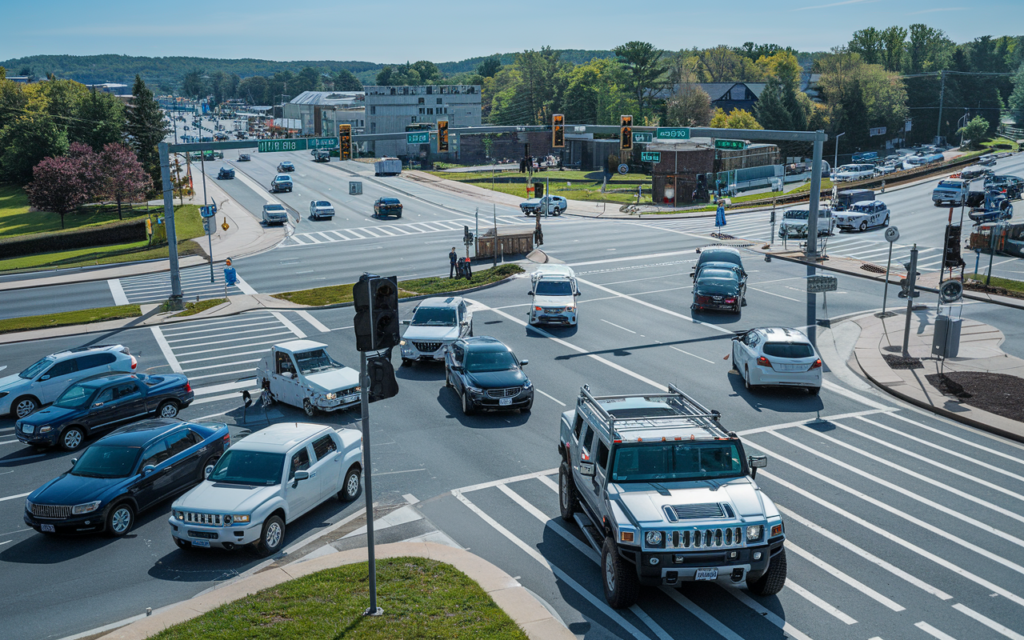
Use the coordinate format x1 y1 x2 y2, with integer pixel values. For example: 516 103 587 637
880 26 908 72
754 78 794 131
613 41 666 121
1009 62 1024 125
237 75 269 104
292 66 322 95
0 71 30 132
849 27 884 65
72 87 126 150
477 56 501 78
209 70 230 105
666 84 712 127
125 74 169 189
957 115 990 148
333 68 362 91
709 108 762 129
181 68 206 99
908 24 953 73
0 114 69 184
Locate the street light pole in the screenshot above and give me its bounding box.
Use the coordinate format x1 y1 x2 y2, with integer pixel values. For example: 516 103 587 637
833 132 845 173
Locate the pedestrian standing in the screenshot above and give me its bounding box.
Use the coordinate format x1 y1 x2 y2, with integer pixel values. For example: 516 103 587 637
449 247 458 279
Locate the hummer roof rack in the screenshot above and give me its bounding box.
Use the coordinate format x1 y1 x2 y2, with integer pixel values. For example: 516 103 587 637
578 384 729 442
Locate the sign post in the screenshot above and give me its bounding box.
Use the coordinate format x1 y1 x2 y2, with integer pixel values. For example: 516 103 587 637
881 226 899 316
901 245 919 357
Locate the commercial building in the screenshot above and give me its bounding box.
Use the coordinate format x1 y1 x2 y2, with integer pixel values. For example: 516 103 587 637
283 91 365 137
364 85 481 158
648 139 780 205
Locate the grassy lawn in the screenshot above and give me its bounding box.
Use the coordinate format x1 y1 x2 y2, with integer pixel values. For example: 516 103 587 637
272 264 524 307
175 298 227 317
981 137 1020 152
0 305 141 335
150 557 528 640
0 185 162 239
429 169 654 205
966 272 1024 293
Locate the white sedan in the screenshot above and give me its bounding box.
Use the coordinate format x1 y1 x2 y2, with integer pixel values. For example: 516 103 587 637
732 327 822 394
309 200 335 220
834 200 890 232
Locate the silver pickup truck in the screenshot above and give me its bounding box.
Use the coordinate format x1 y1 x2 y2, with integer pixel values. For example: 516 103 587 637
558 385 786 608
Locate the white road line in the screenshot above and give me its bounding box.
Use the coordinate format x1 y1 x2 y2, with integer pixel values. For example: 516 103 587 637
192 379 259 396
0 492 30 502
577 278 733 336
166 326 288 344
785 542 904 611
374 468 426 476
786 580 857 625
537 475 559 493
456 468 558 494
346 229 367 239
360 228 382 238
535 389 566 406
821 380 891 410
885 412 1024 464
235 275 257 295
326 230 351 241
191 389 257 405
915 621 958 640
179 349 271 365
600 319 637 334
568 249 700 268
658 588 747 639
295 310 331 333
727 588 814 640
172 338 283 358
0 441 19 446
161 319 280 338
271 311 307 339
669 346 714 364
748 286 799 302
187 369 261 382
232 168 282 205
182 359 263 373
733 409 893 436
150 326 182 373
315 232 333 242
159 313 275 331
952 603 1024 640
107 279 129 305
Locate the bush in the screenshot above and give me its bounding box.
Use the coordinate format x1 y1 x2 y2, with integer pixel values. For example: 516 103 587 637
0 218 147 259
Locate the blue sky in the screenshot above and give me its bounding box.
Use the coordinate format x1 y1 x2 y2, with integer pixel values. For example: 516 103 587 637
3 0 1021 63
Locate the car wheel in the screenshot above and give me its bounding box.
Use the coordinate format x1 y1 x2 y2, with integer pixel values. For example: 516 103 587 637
13 396 38 419
201 454 220 481
747 548 787 596
462 390 475 415
402 358 413 367
859 221 868 232
59 426 86 451
254 515 285 557
338 466 361 502
745 366 756 392
106 502 135 537
884 215 890 227
158 400 180 418
303 399 316 418
808 386 821 396
602 536 639 609
558 461 578 522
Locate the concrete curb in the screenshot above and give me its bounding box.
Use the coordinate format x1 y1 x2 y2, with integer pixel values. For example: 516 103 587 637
96 542 574 640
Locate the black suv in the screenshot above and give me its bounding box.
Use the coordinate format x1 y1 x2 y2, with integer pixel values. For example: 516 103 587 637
444 337 533 415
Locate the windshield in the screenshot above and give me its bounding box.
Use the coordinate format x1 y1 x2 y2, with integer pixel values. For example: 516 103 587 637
784 211 809 220
294 349 342 374
265 205 285 212
535 281 573 296
20 357 54 380
464 349 518 373
611 442 743 483
411 307 456 326
837 165 857 172
72 445 141 478
697 269 738 282
53 384 97 410
938 181 962 189
762 342 815 358
208 450 284 486
315 201 331 207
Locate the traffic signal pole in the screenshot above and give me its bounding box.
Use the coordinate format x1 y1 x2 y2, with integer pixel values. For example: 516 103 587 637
359 347 382 617
158 142 183 310
901 245 919 358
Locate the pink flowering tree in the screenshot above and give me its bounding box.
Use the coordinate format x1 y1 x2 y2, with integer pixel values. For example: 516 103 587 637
97 143 152 219
25 155 89 229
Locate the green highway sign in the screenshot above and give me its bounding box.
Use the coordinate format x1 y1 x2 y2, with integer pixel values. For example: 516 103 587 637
715 139 747 150
407 132 430 144
307 137 338 149
656 127 690 140
640 151 661 163
632 132 654 143
258 139 305 153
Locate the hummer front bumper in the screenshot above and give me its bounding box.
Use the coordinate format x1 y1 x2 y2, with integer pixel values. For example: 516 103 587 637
619 537 785 586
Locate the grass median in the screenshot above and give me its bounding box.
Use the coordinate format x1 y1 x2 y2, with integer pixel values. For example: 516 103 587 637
150 557 528 640
167 298 228 317
966 272 1024 295
272 264 524 307
0 305 142 335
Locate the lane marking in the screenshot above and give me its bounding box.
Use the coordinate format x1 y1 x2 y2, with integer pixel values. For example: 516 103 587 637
456 468 558 494
0 492 31 502
191 389 257 405
885 412 1024 463
150 326 182 373
727 588 814 640
669 346 714 364
576 278 733 336
271 311 307 339
182 359 263 373
953 603 1024 640
189 369 261 382
295 310 331 333
600 319 637 334
192 379 259 396
535 389 566 406
821 380 890 410
171 337 286 357
786 541 904 611
179 348 272 365
733 409 893 436
161 319 280 338
107 279 129 305
166 326 290 344
374 468 426 476
785 579 857 625
915 621 958 640
567 249 701 268
748 286 799 302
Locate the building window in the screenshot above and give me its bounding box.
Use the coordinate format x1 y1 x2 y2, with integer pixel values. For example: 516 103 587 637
427 108 433 115
371 123 376 133
426 86 433 95
418 97 424 104
411 116 417 123
436 98 442 104
370 106 375 115
419 108 425 114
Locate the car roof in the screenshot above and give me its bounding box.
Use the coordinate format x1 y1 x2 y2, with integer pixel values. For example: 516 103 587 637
232 422 333 452
533 264 575 278
274 175 292 180
75 372 140 388
281 161 294 165
462 336 510 351
698 246 741 257
100 418 193 447
51 344 125 359
264 203 285 209
314 200 331 205
755 327 812 343
417 296 462 309
851 200 886 207
275 339 328 353
379 197 400 202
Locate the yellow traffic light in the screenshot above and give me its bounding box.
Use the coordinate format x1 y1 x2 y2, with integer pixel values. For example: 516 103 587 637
338 124 352 160
552 114 564 148
438 120 449 153
620 115 633 151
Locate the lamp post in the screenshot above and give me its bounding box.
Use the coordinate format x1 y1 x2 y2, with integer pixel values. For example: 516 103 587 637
957 111 969 147
833 132 846 174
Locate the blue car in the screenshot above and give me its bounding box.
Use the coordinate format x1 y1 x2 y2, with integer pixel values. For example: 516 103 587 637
24 419 229 537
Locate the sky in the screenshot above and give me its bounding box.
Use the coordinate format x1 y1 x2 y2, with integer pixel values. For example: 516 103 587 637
3 0 1022 64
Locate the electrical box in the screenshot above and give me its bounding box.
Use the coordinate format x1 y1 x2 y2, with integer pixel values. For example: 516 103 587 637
349 181 363 195
932 315 962 358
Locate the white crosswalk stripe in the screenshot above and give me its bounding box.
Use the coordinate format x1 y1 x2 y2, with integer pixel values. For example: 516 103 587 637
116 265 252 304
281 215 573 247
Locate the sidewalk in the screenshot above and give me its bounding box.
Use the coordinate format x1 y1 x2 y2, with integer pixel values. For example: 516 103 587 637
850 309 1024 442
98 541 572 640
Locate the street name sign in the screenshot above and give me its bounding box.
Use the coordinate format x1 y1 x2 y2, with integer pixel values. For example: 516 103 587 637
640 151 661 163
407 132 430 144
656 127 690 140
715 139 747 150
200 205 216 218
632 132 654 143
258 137 338 153
306 137 338 149
807 275 838 293
885 226 900 243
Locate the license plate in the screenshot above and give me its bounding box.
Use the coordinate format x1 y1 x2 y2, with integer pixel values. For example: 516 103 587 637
694 568 718 581
499 397 513 406
191 538 210 548
41 524 55 533
343 394 359 403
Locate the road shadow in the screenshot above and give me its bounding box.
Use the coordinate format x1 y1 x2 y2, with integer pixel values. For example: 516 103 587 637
434 388 531 429
0 443 79 467
395 360 445 382
727 371 825 413
691 309 745 326
549 333 732 362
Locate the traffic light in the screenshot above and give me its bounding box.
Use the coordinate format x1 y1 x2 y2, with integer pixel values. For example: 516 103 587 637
552 114 564 148
339 124 351 160
366 355 399 402
620 115 633 151
353 274 400 352
437 120 449 153
463 225 473 245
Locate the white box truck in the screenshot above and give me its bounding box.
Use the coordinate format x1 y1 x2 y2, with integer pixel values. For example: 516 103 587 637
375 158 402 176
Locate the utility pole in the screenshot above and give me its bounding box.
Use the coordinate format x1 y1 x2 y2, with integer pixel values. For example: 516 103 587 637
805 131 826 258
936 70 946 145
833 132 845 173
158 142 183 310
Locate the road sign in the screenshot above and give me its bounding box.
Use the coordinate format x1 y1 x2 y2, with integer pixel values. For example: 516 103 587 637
618 164 629 175
885 226 900 243
258 139 305 153
715 139 747 150
200 205 215 218
632 132 653 144
407 132 429 144
807 275 838 293
939 280 963 304
869 127 887 137
656 127 690 140
640 151 661 163
306 137 338 150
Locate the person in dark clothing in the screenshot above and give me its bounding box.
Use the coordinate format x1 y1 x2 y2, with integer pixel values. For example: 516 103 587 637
449 247 458 278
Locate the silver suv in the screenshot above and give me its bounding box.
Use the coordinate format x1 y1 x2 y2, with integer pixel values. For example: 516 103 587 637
399 297 473 365
558 385 786 608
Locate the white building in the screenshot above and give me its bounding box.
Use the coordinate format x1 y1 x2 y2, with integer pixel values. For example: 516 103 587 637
364 85 481 157
282 91 365 137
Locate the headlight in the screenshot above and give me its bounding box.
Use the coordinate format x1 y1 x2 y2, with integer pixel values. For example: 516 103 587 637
39 425 52 433
466 386 483 394
645 530 663 546
400 340 407 346
746 525 763 542
522 379 532 389
325 393 336 400
73 501 101 515
175 511 185 520
25 499 33 511
230 514 250 524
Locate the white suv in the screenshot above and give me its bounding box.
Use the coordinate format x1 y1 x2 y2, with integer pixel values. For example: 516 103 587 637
170 422 362 556
731 327 822 394
0 345 137 418
529 265 580 326
399 297 473 365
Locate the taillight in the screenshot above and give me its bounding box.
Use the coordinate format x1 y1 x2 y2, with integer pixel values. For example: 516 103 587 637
757 356 772 368
130 356 137 370
724 298 736 304
809 359 822 370
185 382 192 392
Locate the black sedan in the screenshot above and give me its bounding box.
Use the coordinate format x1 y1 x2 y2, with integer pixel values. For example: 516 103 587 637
15 373 194 451
217 166 235 179
373 197 403 218
692 265 746 313
445 337 533 415
24 419 228 537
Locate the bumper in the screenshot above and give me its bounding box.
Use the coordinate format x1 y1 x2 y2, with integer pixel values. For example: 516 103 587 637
530 312 577 325
265 217 288 224
622 538 785 586
467 389 533 411
25 508 107 534
169 516 262 548
400 345 449 362
15 429 58 446
692 300 739 312
313 394 360 412
749 366 822 388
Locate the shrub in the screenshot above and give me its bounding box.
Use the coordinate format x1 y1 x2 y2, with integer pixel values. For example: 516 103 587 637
0 218 146 258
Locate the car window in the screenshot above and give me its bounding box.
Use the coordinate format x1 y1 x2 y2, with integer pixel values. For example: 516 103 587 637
573 415 584 440
164 430 196 457
276 351 296 375
115 382 140 399
94 387 115 404
762 342 816 358
78 353 116 370
411 307 456 326
289 446 311 479
597 440 610 469
582 426 594 452
54 384 97 410
45 359 78 378
19 357 54 380
311 434 337 461
464 349 517 373
140 439 170 469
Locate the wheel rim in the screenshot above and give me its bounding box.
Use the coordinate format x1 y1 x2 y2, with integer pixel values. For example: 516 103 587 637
304 400 314 417
745 368 751 389
346 473 359 497
860 223 867 231
160 403 178 417
266 521 282 548
605 552 616 592
560 472 569 509
64 429 83 449
111 507 132 534
15 399 36 418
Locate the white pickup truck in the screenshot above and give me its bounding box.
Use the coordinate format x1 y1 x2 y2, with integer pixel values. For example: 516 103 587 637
256 341 360 417
932 178 969 206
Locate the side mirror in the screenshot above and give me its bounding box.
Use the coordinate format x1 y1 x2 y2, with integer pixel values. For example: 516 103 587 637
520 360 529 366
460 321 469 327
401 319 411 325
284 371 295 379
527 291 534 296
70 458 78 467
574 291 581 297
40 375 50 381
294 470 310 481
580 462 595 477
748 455 767 478
143 465 156 476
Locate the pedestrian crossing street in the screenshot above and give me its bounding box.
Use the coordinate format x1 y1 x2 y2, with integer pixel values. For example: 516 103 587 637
440 407 1024 640
282 215 576 247
635 214 950 273
109 265 255 305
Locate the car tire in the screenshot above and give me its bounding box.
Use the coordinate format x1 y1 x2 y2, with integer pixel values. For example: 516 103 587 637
339 466 361 502
859 221 868 232
254 515 285 557
59 426 86 451
462 390 475 415
158 400 180 418
303 399 316 418
12 396 38 419
402 358 413 367
201 454 220 481
106 502 135 537
601 536 639 609
745 366 756 392
558 462 578 522
808 386 821 396
746 548 787 596
884 215 890 227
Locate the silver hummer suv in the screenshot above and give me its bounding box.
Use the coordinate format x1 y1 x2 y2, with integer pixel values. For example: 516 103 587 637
558 384 787 608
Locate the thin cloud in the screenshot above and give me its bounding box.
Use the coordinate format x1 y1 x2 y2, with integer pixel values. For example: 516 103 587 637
909 7 967 14
796 0 880 10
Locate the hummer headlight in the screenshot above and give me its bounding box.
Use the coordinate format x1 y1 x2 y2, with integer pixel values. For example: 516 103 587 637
645 530 663 546
746 525 763 541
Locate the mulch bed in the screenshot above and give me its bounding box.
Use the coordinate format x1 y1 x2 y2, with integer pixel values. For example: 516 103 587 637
926 371 1024 422
883 353 924 369
964 279 1024 300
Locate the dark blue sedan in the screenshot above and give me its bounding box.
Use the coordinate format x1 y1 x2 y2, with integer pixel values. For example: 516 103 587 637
15 372 194 451
24 419 229 537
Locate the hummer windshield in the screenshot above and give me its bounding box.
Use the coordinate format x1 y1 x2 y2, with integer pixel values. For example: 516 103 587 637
610 442 744 483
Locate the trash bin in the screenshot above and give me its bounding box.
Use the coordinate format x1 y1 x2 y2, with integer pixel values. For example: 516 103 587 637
932 314 961 358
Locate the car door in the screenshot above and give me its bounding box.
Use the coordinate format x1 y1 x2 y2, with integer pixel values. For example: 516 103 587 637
449 342 467 396
576 425 600 513
270 351 300 407
310 433 342 503
35 358 79 404
85 385 121 431
108 382 147 425
131 438 175 511
457 302 472 338
592 438 610 500
162 428 205 493
285 443 319 518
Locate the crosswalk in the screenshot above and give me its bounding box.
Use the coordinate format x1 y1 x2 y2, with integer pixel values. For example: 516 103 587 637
282 215 574 247
437 407 1024 640
109 265 255 305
